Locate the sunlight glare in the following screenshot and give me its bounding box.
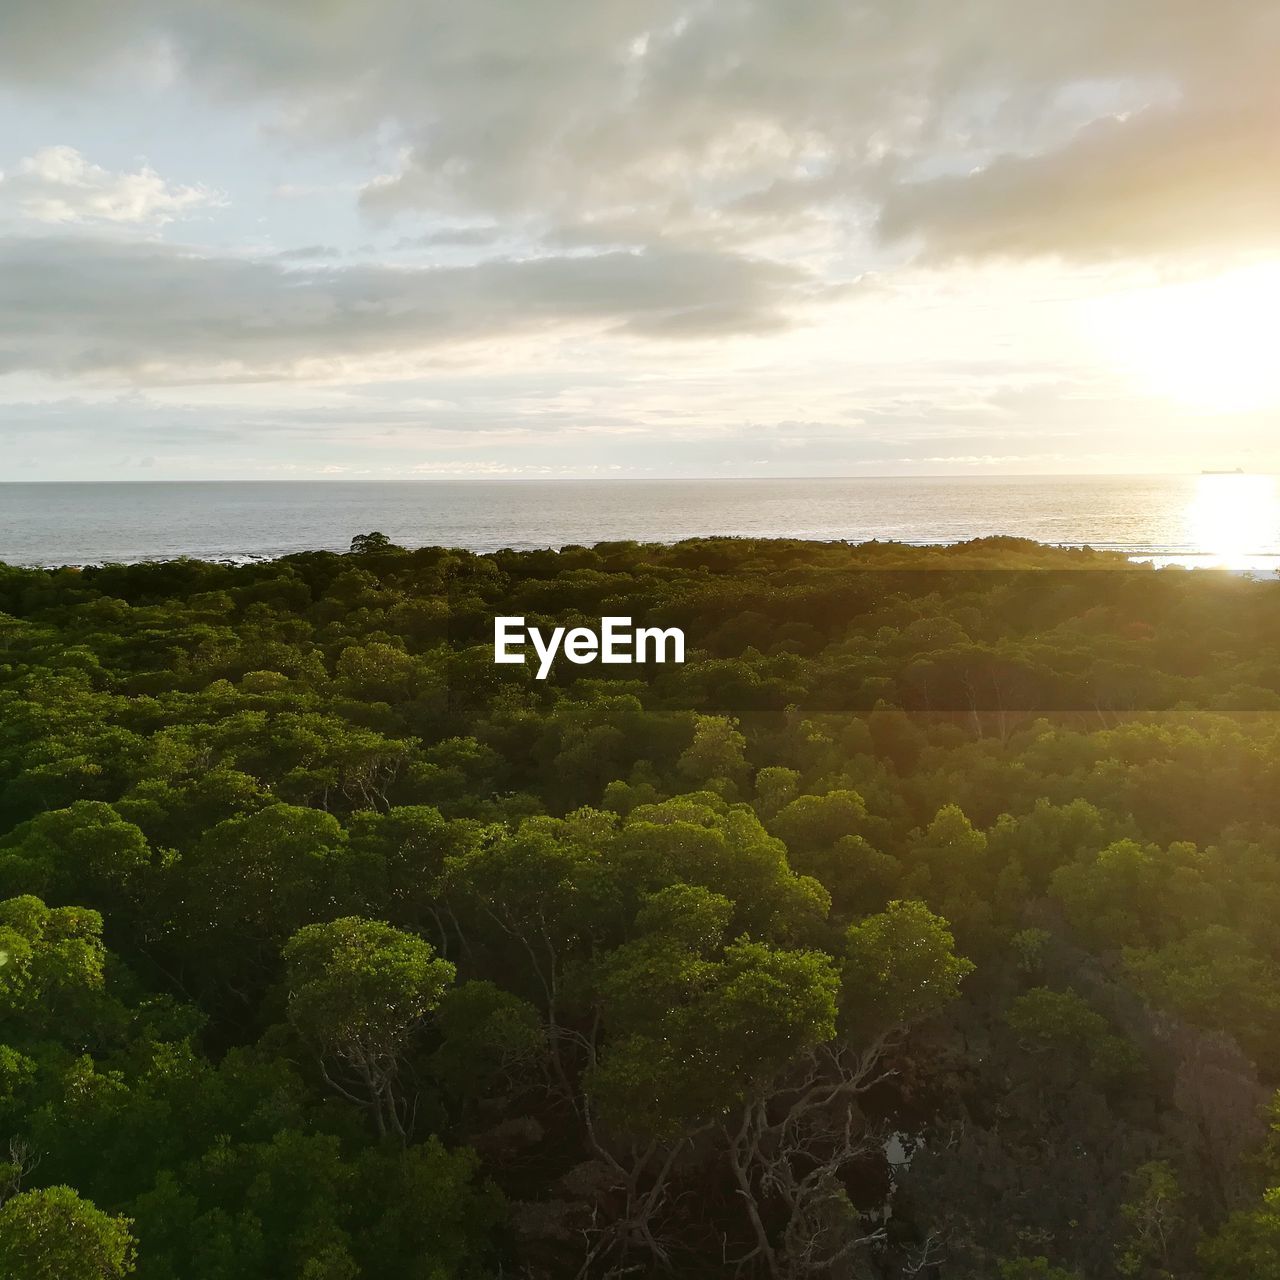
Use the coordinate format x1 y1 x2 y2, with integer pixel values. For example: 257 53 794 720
1090 263 1280 412
1188 473 1280 568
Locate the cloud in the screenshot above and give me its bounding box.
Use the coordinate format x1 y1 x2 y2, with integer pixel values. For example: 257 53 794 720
878 97 1280 261
395 226 503 250
274 244 341 261
0 146 224 227
0 236 809 381
5 3 1280 482
4 1 1276 261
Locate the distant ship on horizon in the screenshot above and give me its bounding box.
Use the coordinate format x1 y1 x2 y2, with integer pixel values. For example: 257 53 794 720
1201 467 1246 475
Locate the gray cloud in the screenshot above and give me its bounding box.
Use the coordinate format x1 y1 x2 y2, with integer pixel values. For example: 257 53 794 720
0 236 808 380
878 97 1280 261
274 244 341 261
394 227 503 250
4 0 1277 261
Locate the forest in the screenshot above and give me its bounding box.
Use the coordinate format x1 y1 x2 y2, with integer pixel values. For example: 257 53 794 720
3 533 1280 1279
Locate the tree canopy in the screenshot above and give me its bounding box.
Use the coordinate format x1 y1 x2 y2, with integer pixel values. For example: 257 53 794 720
0 535 1278 1277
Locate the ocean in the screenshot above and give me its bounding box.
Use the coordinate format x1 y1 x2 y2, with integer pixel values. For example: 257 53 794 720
2 475 1278 571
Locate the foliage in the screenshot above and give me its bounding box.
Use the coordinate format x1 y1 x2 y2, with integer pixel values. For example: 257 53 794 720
0 1185 136 1280
0 536 1278 1276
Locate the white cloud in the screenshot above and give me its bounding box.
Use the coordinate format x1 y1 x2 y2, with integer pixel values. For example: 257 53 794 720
0 146 223 227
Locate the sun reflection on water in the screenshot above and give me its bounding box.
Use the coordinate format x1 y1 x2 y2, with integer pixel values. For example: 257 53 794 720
1187 473 1280 569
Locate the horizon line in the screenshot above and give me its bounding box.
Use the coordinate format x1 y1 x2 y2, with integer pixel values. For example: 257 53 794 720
0 471 1262 485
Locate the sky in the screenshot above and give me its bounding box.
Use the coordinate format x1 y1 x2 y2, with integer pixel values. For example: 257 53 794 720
2 0 1279 480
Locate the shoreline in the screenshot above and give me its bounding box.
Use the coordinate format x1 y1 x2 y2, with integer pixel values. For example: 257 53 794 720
4 539 1279 577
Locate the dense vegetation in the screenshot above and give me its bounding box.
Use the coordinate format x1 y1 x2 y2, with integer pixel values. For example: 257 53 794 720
3 534 1280 1279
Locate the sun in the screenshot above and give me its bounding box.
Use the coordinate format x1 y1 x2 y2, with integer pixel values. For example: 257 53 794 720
1088 262 1280 413
1185 473 1280 569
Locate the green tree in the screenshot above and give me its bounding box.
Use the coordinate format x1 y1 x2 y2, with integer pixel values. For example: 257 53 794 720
1006 987 1140 1085
998 1259 1083 1280
1201 1187 1280 1279
1117 1160 1184 1278
842 898 974 1035
348 532 392 555
0 1185 136 1280
174 805 352 993
0 895 107 1037
284 916 454 1141
0 803 155 909
676 715 750 796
